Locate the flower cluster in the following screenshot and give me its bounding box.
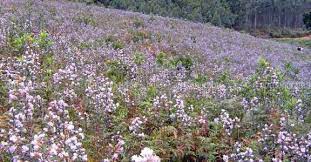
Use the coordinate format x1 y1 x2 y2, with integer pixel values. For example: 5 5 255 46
85 76 117 113
35 100 87 161
104 134 125 161
258 124 275 153
0 81 87 161
224 142 258 162
118 86 135 107
172 95 193 127
275 117 310 161
0 79 41 161
214 109 240 136
9 46 41 82
17 100 87 161
241 97 259 111
131 147 161 162
216 84 227 99
129 116 147 137
152 94 170 111
295 99 304 122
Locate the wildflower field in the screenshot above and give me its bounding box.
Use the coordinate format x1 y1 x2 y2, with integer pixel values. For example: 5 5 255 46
0 0 310 161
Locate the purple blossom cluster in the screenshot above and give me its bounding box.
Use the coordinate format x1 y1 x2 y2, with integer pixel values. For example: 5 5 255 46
129 116 147 137
172 95 193 127
223 142 257 162
104 134 125 161
275 117 310 161
86 76 117 113
214 109 240 136
0 63 87 161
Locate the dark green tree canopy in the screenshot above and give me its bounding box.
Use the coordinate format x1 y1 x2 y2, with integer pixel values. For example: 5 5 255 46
303 12 311 29
77 0 311 30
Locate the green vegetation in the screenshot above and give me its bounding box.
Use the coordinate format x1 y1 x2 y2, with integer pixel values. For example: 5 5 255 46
275 37 311 48
303 12 311 29
170 55 193 70
1 1 310 161
8 31 53 53
74 12 97 26
133 52 145 65
75 0 309 33
106 60 128 83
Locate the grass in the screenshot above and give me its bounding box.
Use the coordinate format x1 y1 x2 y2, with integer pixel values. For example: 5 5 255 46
274 35 311 48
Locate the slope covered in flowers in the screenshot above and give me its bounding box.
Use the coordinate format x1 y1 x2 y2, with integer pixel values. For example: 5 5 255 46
0 0 310 161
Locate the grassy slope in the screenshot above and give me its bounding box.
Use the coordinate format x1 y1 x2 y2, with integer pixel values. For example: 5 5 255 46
1 0 311 81
0 1 310 161
274 35 311 48
72 1 311 79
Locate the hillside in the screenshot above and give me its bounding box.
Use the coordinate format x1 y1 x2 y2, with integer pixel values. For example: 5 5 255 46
0 0 310 161
1 0 310 80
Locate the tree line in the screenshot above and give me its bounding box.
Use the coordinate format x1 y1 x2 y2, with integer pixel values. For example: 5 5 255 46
76 0 310 30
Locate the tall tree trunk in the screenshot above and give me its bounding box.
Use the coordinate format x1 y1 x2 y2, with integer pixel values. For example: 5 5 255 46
278 12 281 27
254 9 257 30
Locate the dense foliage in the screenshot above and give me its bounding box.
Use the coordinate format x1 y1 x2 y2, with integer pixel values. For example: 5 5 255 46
303 12 311 30
76 0 311 30
0 0 310 161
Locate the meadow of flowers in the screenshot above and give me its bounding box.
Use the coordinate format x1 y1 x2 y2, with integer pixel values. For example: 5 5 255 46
0 0 310 161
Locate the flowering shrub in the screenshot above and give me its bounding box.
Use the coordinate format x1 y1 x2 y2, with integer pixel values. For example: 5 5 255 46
0 0 310 161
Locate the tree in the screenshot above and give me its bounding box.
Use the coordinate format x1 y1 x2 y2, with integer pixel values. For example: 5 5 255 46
83 0 309 30
303 12 311 29
201 0 236 27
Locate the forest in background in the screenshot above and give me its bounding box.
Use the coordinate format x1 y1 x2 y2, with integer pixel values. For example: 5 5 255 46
74 0 311 37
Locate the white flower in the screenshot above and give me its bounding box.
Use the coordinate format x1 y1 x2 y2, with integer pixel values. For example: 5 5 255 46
1 141 8 146
79 133 85 139
140 147 154 157
9 94 18 102
131 147 161 162
82 154 88 161
72 153 78 161
61 151 69 157
223 155 229 162
49 144 58 155
131 155 145 162
149 156 161 162
22 145 29 153
9 135 18 143
67 123 74 131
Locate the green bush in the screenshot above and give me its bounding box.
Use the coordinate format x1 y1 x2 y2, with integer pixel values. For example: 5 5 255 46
0 80 8 110
103 36 124 49
171 55 193 70
9 31 53 53
106 60 128 83
193 73 208 84
155 51 168 66
74 13 97 26
112 40 124 50
9 33 32 52
130 30 151 43
37 31 53 50
133 52 145 65
133 18 144 28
